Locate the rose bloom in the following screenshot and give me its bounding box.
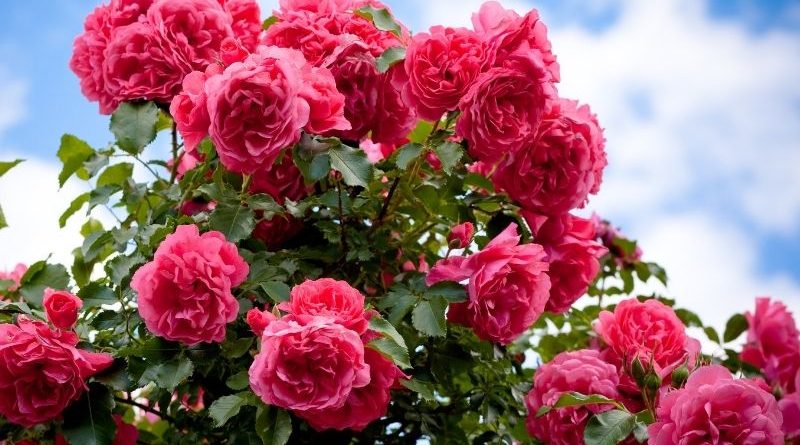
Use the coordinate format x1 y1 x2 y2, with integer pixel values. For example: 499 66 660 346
279 278 368 334
263 10 344 67
492 98 607 215
741 297 800 393
218 0 262 51
649 365 784 445
401 26 491 121
448 221 475 249
204 45 349 173
595 298 700 378
43 288 83 331
0 262 27 294
249 157 311 249
170 68 216 154
0 317 113 426
249 315 370 411
471 1 560 81
456 50 555 164
525 212 607 314
131 224 249 345
427 223 551 345
372 63 417 146
525 349 621 445
246 308 277 337
297 346 404 431
780 376 800 442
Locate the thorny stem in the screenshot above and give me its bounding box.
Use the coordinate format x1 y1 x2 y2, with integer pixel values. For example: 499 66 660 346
169 121 180 183
114 396 177 425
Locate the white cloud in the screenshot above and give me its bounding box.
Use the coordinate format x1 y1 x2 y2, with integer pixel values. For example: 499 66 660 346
0 69 28 139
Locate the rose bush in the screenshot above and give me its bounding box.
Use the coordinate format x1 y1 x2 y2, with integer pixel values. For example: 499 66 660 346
0 0 797 444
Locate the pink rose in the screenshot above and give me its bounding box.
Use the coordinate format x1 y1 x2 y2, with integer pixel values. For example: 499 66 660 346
102 21 189 104
525 349 621 445
170 70 213 154
526 212 607 314
649 365 784 445
372 64 417 146
204 45 348 173
297 347 405 431
0 263 27 294
456 51 554 164
360 139 397 163
263 10 345 67
112 414 140 445
246 308 276 337
492 98 607 215
249 315 370 411
131 224 249 345
278 279 368 334
277 0 355 14
43 288 83 331
324 41 382 142
0 317 113 426
471 1 560 81
780 387 800 441
595 299 700 378
741 297 800 392
218 0 262 51
448 222 475 249
401 26 491 121
249 157 311 249
427 223 550 344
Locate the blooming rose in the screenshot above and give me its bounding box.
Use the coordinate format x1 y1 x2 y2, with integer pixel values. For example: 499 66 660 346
246 308 277 337
249 157 311 249
372 64 417 146
279 279 368 334
525 212 607 313
401 26 491 121
427 223 550 344
741 297 800 393
204 45 349 173
249 315 370 411
218 0 262 51
112 414 140 445
780 383 800 441
170 70 214 154
648 365 784 444
131 224 249 345
471 1 559 81
0 263 27 294
525 349 621 445
297 347 404 431
456 50 554 163
492 98 607 215
262 10 345 67
43 288 83 331
595 298 700 378
448 222 475 248
0 317 113 426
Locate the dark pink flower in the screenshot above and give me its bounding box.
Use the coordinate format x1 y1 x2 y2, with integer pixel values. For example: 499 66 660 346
246 308 277 337
218 0 262 51
43 288 83 331
279 279 368 334
525 349 620 445
427 223 550 344
448 222 475 249
0 263 27 294
649 365 784 444
741 297 800 393
131 225 249 345
249 157 311 249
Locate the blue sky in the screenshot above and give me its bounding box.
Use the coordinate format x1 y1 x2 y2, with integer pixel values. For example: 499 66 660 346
1 0 799 329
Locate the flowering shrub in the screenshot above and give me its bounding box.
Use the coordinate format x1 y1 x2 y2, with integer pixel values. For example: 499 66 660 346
0 0 798 444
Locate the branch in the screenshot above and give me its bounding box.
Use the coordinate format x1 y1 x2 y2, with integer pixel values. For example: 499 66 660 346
114 396 178 425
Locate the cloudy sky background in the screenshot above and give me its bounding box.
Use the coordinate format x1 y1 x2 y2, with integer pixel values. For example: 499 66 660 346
1 0 799 331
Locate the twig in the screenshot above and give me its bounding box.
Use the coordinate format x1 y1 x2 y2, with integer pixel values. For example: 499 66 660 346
114 396 177 425
169 121 179 183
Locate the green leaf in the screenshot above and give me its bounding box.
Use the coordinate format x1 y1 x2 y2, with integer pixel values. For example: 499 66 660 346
355 6 403 37
584 410 637 445
260 281 291 303
256 405 293 445
60 192 90 228
58 134 95 187
78 282 117 308
0 205 6 230
97 162 134 188
368 316 408 350
106 253 144 285
292 143 331 184
548 392 625 414
425 281 467 303
401 378 436 401
0 300 32 315
0 159 23 177
19 263 70 305
376 46 406 73
704 326 721 344
412 296 448 337
82 231 113 263
140 356 194 390
226 371 251 391
329 144 373 187
723 313 749 343
394 143 423 170
368 337 412 369
222 337 254 359
209 202 256 243
262 15 278 30
433 141 464 174
110 102 159 154
61 383 116 445
249 194 283 214
209 394 249 427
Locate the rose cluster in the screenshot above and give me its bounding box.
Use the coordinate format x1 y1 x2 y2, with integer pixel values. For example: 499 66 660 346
70 0 262 114
247 278 405 431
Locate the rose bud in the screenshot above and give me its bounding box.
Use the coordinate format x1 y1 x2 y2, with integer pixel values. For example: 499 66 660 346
246 308 276 337
448 222 475 249
43 288 83 330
